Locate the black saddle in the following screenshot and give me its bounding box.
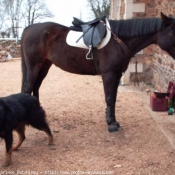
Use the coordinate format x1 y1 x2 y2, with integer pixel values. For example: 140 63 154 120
70 16 107 48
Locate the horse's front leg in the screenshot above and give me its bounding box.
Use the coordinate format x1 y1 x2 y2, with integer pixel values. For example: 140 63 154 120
102 71 122 132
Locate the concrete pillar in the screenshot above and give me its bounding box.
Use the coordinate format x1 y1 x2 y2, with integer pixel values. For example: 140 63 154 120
121 1 145 85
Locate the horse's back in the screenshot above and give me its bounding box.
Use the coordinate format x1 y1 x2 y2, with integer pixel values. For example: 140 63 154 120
22 22 69 46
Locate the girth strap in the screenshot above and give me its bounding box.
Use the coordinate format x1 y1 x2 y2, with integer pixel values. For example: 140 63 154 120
92 48 100 74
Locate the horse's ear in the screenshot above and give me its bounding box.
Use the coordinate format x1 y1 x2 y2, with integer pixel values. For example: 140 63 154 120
161 12 169 22
161 12 173 27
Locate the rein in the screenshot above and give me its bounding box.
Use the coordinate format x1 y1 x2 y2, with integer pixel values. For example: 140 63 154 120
100 20 134 57
115 37 134 57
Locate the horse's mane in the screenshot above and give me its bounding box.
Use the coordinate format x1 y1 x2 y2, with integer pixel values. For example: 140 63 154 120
109 18 162 38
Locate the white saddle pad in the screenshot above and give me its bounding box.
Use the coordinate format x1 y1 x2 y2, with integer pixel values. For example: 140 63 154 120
66 19 111 49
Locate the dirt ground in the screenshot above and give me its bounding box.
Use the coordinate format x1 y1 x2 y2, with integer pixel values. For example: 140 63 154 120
1 59 175 175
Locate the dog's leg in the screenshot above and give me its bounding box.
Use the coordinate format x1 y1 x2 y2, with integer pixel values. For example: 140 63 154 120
3 133 13 167
43 127 53 145
30 121 53 145
13 124 25 151
29 107 53 145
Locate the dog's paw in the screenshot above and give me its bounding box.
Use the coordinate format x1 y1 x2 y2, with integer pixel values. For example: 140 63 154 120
2 160 11 167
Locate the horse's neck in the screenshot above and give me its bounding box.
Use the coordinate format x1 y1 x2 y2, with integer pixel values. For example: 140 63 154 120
125 33 157 55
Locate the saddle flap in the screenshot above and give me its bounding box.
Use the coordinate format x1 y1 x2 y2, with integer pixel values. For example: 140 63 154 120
81 21 106 47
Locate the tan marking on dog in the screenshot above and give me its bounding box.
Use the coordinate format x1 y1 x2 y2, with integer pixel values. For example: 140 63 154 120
3 148 12 167
12 132 25 151
13 125 26 151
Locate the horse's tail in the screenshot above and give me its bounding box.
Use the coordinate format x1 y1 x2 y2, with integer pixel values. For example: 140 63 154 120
21 42 26 93
21 26 31 93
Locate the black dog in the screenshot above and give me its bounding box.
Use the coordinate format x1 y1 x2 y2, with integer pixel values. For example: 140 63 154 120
0 93 53 167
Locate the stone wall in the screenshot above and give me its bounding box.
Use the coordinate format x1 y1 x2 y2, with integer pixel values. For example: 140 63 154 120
0 40 21 62
110 0 156 86
131 0 155 84
153 0 175 91
133 0 175 91
110 0 175 91
129 48 154 85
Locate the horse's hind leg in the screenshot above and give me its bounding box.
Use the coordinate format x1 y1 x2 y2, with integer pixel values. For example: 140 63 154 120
33 60 52 99
102 71 122 132
25 62 43 96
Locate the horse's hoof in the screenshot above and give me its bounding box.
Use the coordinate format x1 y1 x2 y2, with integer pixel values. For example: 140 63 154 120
117 122 120 128
108 122 120 133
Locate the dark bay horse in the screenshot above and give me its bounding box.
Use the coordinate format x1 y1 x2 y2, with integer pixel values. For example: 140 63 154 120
21 12 175 132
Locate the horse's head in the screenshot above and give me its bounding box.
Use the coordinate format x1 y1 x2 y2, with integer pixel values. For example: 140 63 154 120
157 12 175 59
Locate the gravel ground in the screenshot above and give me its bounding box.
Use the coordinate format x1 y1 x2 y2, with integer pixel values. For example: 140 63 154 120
0 59 175 175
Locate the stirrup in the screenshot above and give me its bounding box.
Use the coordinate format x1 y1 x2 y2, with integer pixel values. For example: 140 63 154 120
86 45 93 60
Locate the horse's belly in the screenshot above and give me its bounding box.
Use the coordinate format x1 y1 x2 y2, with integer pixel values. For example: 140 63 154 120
49 48 97 75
